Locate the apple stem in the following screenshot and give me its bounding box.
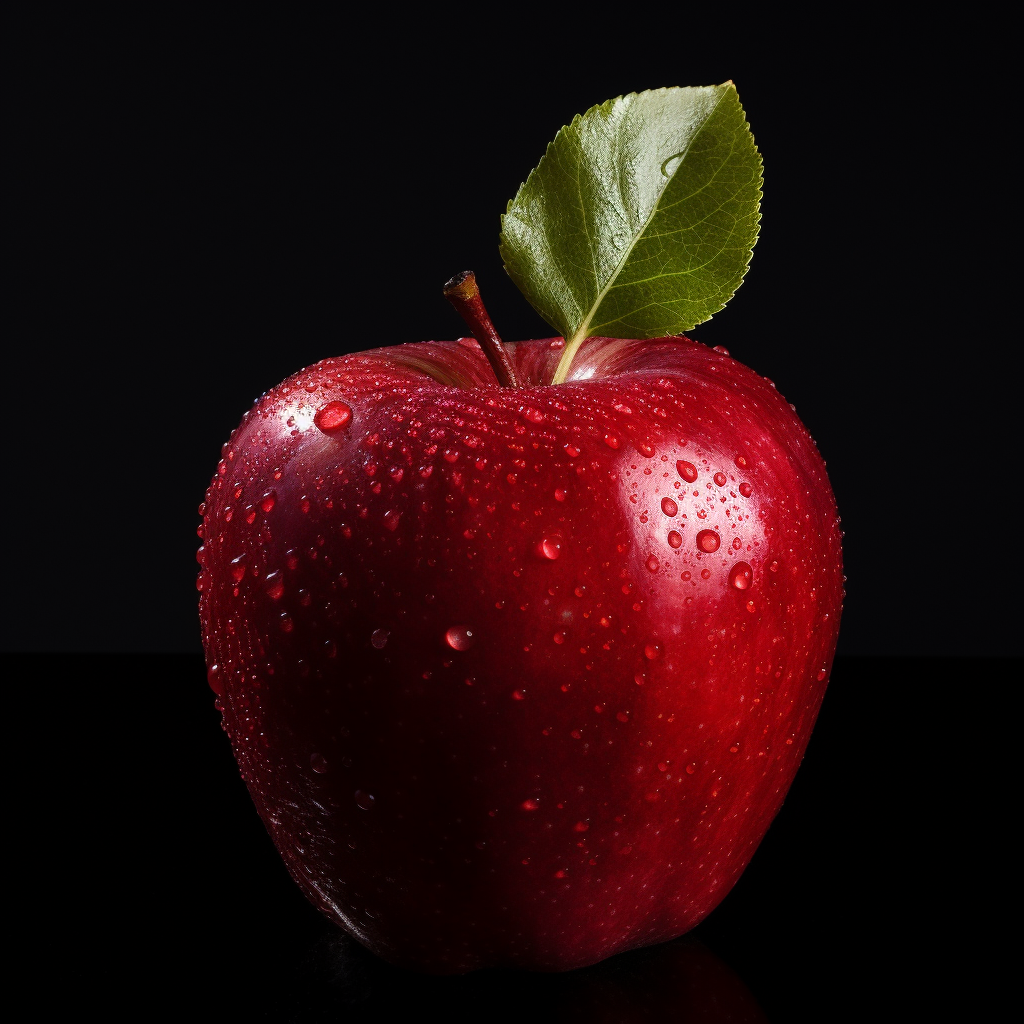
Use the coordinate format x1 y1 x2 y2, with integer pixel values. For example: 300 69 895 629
444 271 518 388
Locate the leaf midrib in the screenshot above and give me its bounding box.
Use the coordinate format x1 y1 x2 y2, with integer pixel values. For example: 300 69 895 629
567 86 730 351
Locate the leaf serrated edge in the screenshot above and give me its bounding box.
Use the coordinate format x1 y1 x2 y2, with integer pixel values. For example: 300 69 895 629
568 85 734 369
592 86 764 342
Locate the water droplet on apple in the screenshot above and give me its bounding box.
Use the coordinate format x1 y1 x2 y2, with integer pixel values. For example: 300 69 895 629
445 625 476 651
729 562 754 590
355 790 375 810
371 628 390 649
229 554 247 583
604 434 620 449
696 530 720 553
521 798 539 811
260 490 277 512
712 345 730 356
311 753 327 774
677 460 698 483
314 401 352 434
637 442 655 457
714 472 727 487
207 663 224 695
735 454 749 469
538 538 561 560
668 530 682 549
817 669 828 681
280 613 294 632
265 571 285 600
646 555 660 573
564 443 580 458
661 496 678 516
644 641 662 660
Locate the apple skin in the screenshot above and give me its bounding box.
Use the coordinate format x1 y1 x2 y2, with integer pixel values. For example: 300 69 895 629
197 334 842 974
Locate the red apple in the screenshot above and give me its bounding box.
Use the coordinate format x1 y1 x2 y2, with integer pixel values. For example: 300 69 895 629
197 330 842 973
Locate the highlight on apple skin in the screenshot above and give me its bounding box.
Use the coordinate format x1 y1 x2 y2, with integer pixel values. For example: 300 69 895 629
196 332 843 973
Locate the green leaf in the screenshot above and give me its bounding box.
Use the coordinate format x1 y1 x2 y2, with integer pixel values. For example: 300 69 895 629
499 84 762 383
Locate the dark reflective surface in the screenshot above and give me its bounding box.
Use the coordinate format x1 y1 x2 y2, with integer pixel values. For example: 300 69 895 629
27 654 1010 1021
271 932 768 1022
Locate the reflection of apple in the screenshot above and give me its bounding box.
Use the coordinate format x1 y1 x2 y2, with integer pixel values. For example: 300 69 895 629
291 932 768 1021
197 331 842 973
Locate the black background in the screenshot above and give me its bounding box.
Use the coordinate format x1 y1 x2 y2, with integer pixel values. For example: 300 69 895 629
10 11 1017 1021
